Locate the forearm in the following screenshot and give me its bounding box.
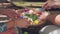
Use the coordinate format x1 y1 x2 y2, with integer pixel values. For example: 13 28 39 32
54 14 60 26
46 11 60 26
46 14 57 23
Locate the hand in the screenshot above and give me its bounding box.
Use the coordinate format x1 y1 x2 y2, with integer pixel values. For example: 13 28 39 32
39 12 49 21
42 0 60 10
15 18 30 28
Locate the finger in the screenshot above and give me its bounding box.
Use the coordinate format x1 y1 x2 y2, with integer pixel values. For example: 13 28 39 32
42 2 48 8
46 6 52 10
42 2 49 10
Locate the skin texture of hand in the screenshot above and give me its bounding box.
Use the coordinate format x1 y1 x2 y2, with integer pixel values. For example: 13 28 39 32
39 12 49 21
7 18 30 28
14 18 30 28
43 0 60 10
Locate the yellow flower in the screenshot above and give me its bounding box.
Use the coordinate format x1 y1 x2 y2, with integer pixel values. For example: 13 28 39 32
33 20 39 25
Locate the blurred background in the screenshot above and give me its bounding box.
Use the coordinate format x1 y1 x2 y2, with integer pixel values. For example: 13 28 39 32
0 0 47 7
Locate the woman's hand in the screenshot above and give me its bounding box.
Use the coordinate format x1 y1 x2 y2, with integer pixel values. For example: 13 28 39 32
42 0 60 10
39 12 49 21
15 18 30 28
7 18 30 28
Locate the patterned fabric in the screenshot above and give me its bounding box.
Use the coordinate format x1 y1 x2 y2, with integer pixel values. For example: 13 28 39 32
0 9 20 19
0 23 7 32
0 29 15 34
0 9 20 34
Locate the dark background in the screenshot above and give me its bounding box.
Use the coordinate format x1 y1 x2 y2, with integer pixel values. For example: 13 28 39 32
0 0 47 2
24 0 47 2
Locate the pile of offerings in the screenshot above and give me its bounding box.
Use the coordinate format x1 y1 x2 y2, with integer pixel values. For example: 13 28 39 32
20 8 45 26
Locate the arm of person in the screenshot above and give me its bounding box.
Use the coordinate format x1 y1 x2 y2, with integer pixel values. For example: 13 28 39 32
43 0 60 10
39 11 60 26
46 13 60 26
54 14 60 26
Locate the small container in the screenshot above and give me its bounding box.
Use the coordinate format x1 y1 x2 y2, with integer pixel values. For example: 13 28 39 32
0 22 7 32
